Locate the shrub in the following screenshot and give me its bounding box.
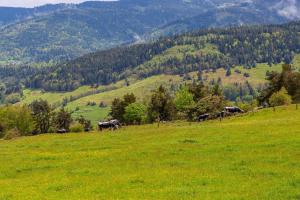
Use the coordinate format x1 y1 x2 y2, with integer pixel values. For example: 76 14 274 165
76 116 92 131
236 101 257 112
244 73 250 78
4 128 21 140
99 101 107 108
70 123 84 133
124 103 147 125
87 101 96 106
269 87 292 107
174 87 195 112
4 93 21 104
186 95 225 121
48 126 56 133
0 105 34 138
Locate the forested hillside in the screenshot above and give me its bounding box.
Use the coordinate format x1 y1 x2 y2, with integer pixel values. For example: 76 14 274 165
0 0 299 63
0 0 212 63
20 22 300 92
0 4 71 26
0 21 299 105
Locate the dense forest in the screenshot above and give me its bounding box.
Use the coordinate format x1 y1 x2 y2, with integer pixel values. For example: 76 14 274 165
0 21 299 96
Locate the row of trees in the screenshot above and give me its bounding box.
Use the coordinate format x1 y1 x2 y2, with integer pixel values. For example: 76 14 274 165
0 100 92 139
110 82 229 125
111 64 299 125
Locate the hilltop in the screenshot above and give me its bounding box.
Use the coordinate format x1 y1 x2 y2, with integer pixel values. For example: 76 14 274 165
0 105 299 199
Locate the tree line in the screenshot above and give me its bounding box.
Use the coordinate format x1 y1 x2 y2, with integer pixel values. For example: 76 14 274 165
0 100 92 140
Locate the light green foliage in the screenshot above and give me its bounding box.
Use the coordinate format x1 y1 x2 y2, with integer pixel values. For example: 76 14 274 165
0 106 299 199
269 87 292 107
3 128 21 140
124 103 147 124
0 105 34 138
70 123 84 133
236 100 258 112
174 86 195 112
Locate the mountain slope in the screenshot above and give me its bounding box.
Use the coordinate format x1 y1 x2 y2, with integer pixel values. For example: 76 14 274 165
0 0 299 63
0 4 74 27
20 21 299 92
149 2 287 37
0 21 299 99
0 0 212 63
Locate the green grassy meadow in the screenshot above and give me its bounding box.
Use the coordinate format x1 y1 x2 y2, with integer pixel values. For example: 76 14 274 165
0 106 299 199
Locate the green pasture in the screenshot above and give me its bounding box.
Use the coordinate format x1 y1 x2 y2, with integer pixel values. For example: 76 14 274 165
0 105 299 199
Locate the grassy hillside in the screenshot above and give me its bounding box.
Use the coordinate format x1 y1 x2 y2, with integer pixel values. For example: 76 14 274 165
65 64 279 124
21 80 128 106
20 59 300 124
66 75 183 124
20 62 284 106
0 106 299 199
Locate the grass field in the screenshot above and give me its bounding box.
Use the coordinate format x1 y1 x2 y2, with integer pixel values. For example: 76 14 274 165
0 106 299 199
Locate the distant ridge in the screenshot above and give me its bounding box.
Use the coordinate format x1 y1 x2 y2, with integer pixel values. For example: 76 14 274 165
0 0 299 64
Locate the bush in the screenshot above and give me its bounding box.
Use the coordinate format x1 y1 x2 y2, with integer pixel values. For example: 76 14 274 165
269 87 292 107
244 73 250 78
4 128 21 140
70 123 84 133
48 126 56 134
186 95 224 121
76 116 92 131
0 105 34 138
124 103 147 125
174 87 195 112
4 93 21 104
236 101 257 112
99 101 107 108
